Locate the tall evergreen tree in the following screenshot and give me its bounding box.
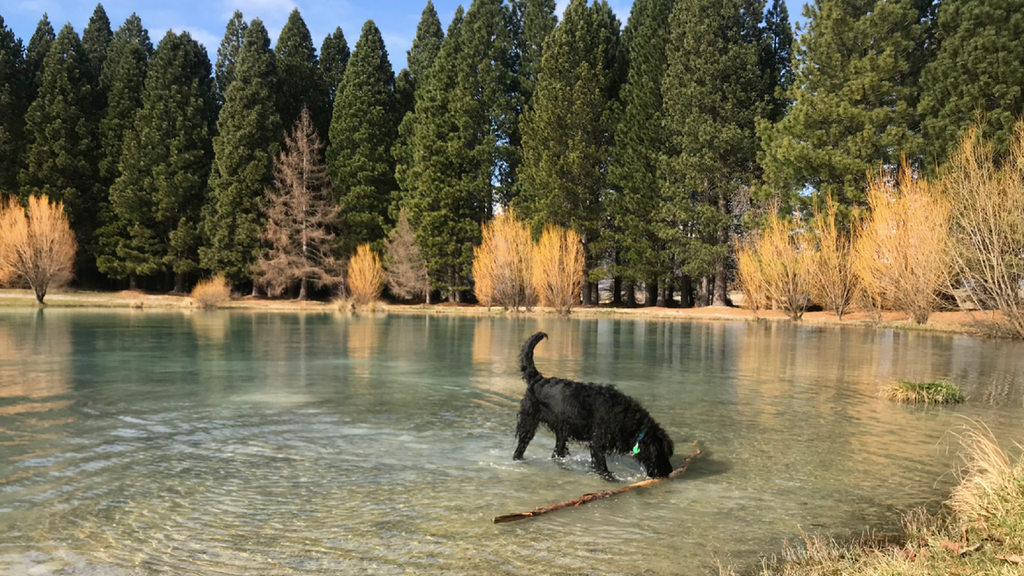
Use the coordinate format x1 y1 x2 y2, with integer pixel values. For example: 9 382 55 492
276 9 329 138
661 0 772 306
97 13 152 185
0 17 28 195
19 24 101 251
919 0 1024 165
758 0 925 210
25 14 55 100
517 0 557 108
605 0 673 304
760 0 794 124
201 20 281 286
327 20 397 256
214 11 247 107
517 0 620 304
394 2 444 213
82 4 112 87
99 31 216 291
319 27 350 106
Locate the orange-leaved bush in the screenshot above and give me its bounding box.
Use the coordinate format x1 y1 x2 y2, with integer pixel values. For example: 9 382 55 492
0 195 76 304
472 210 536 311
532 225 584 315
348 243 384 306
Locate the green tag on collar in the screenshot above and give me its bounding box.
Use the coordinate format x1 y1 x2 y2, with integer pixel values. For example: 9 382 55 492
632 443 640 455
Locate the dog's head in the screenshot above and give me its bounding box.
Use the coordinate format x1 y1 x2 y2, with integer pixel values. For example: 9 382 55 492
637 425 675 478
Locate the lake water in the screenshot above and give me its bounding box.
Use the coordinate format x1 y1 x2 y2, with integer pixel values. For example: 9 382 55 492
1 309 1023 575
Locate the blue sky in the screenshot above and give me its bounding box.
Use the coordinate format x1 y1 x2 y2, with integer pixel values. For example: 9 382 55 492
3 0 808 71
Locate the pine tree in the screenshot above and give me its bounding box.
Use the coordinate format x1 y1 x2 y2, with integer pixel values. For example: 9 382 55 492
19 24 100 250
25 14 55 101
760 0 794 124
517 0 557 107
97 14 152 185
605 0 673 304
327 20 397 256
276 9 329 138
257 108 343 300
0 17 29 195
319 27 350 106
201 20 280 285
394 2 444 214
82 4 112 88
661 0 774 306
100 31 216 290
517 0 620 304
214 11 247 107
919 0 1024 165
758 0 924 210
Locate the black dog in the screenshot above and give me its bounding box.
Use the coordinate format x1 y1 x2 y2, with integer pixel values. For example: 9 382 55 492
513 332 675 479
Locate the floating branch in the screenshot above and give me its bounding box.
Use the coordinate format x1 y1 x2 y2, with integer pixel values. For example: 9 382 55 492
493 446 702 524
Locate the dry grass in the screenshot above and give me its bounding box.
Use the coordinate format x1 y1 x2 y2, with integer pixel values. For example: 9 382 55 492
760 422 1024 576
190 274 231 309
736 210 811 321
0 195 77 304
943 123 1024 339
806 197 857 320
347 243 384 306
882 380 965 405
472 210 537 311
532 225 585 315
854 163 951 324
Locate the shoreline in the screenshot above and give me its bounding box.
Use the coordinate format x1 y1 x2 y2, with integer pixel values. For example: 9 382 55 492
0 287 1003 338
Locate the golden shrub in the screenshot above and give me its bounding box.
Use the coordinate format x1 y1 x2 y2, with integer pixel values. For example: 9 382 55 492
736 210 811 320
191 274 232 309
854 163 951 324
0 195 76 304
348 243 384 306
806 197 857 320
472 210 536 311
532 225 584 315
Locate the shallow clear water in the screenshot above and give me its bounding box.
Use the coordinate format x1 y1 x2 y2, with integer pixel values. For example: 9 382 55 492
1 310 1024 575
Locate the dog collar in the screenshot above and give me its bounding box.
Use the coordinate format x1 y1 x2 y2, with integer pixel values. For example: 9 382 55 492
632 427 648 455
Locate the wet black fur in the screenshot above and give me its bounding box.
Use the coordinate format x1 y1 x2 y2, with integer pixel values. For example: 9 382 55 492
513 332 675 479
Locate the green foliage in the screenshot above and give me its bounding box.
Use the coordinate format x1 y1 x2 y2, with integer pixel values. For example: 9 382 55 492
81 4 112 89
25 14 54 100
919 0 1024 166
201 20 281 284
214 11 247 107
517 0 557 107
98 31 216 287
327 20 397 256
98 14 152 185
605 0 673 288
883 380 965 404
0 17 29 195
518 0 620 261
276 9 329 139
758 0 925 210
319 27 350 107
19 24 101 243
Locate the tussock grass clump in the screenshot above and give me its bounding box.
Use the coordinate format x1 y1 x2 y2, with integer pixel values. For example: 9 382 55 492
191 274 232 309
883 380 964 404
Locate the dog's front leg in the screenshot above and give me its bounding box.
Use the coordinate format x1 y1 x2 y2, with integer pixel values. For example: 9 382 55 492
552 433 570 459
589 445 615 481
513 398 539 460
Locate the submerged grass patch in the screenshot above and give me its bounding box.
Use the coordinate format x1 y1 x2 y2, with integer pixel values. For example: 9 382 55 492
747 423 1024 576
883 380 965 404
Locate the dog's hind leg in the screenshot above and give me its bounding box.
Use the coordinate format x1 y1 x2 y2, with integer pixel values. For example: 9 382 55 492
589 445 615 481
513 397 539 460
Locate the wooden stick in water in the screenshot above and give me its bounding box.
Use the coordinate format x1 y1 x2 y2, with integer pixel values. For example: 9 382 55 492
493 446 702 524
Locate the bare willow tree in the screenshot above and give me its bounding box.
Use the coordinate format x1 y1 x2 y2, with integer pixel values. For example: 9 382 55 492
533 225 585 315
854 163 951 324
736 210 811 321
348 243 385 306
0 195 77 304
807 197 857 320
256 108 344 300
383 207 430 302
943 123 1024 338
473 210 537 311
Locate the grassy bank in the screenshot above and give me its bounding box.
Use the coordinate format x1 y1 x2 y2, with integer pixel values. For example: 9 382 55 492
739 424 1024 576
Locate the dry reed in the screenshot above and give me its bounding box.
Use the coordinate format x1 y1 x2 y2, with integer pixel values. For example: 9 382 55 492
0 194 77 304
348 243 384 306
854 163 951 324
191 274 232 309
472 210 536 311
532 225 585 315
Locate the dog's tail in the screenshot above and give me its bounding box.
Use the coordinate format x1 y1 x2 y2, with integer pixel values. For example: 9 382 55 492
520 332 548 382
